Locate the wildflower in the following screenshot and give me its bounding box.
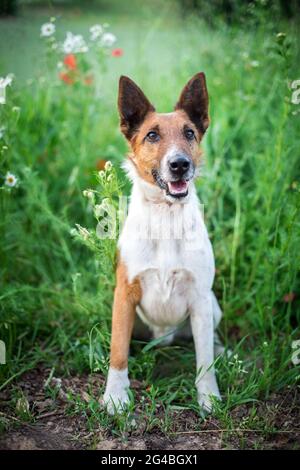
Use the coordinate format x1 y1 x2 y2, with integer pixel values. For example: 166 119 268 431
41 23 56 37
62 32 88 54
64 54 77 70
291 340 300 366
57 61 63 69
98 170 105 178
90 24 103 41
107 174 114 182
75 224 90 240
111 48 123 57
94 204 102 217
0 126 5 139
59 72 74 85
0 74 13 105
70 228 77 237
249 60 259 68
101 198 110 207
101 32 116 47
104 160 112 171
83 189 94 200
276 32 286 44
5 172 18 187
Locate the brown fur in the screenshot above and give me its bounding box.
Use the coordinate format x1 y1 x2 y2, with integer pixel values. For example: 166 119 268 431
110 260 141 370
129 110 202 184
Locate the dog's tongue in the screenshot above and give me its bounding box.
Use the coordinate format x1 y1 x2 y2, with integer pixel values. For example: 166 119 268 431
168 180 188 195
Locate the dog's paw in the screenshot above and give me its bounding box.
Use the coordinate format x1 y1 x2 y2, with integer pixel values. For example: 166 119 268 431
102 388 130 415
102 367 131 415
196 375 221 413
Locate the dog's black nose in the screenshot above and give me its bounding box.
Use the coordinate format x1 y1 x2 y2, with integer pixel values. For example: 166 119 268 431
168 155 191 176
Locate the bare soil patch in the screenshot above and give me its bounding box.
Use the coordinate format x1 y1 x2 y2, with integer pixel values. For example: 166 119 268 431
0 367 299 450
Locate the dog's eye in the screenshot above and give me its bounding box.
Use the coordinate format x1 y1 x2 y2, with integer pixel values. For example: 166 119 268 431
146 131 160 143
184 128 195 141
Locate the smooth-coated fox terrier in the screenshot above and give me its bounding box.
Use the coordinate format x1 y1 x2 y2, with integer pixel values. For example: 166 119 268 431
103 72 224 414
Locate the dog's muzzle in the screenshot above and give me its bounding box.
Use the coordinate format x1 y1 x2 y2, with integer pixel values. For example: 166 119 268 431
152 153 194 199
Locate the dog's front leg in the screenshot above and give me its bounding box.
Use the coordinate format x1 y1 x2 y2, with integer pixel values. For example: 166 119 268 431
190 293 221 413
103 262 141 414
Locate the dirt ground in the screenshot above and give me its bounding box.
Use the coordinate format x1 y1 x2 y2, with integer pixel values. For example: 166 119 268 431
0 367 299 450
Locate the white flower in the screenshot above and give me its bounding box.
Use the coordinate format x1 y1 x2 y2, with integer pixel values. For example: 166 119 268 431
0 126 6 139
292 340 300 366
250 60 259 68
62 32 88 54
101 198 110 207
90 24 103 41
0 74 13 105
83 189 94 200
75 224 90 240
104 160 112 171
94 204 102 217
100 32 116 47
41 22 56 37
5 172 18 187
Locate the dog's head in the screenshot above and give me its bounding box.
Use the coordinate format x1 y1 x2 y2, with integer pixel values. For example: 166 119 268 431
118 73 209 202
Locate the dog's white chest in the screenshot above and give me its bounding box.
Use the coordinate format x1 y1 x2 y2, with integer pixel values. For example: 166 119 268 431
137 240 195 327
118 181 215 329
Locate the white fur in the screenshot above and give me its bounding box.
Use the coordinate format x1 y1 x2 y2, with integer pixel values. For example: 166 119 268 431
103 367 130 414
104 160 222 413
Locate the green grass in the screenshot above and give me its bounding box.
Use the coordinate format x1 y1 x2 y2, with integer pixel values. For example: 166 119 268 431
0 1 300 442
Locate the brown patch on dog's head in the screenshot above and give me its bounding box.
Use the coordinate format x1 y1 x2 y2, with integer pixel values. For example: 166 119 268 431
118 73 209 199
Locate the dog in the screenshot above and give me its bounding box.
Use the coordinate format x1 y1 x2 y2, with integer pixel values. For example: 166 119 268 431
103 72 223 414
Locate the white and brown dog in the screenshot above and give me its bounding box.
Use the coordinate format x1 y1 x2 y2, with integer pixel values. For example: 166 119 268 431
103 73 223 414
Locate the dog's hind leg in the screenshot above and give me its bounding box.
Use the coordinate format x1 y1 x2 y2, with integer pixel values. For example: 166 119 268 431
212 291 222 328
211 292 226 357
212 292 232 357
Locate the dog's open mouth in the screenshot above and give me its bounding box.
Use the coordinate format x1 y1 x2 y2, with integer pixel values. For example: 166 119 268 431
151 170 190 199
167 180 189 198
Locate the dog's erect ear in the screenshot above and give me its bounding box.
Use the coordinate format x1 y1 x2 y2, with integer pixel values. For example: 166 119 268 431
118 76 155 140
175 72 209 134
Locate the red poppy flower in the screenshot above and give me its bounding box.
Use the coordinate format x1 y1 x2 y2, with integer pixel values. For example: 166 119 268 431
64 54 77 70
59 72 74 85
111 48 123 57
